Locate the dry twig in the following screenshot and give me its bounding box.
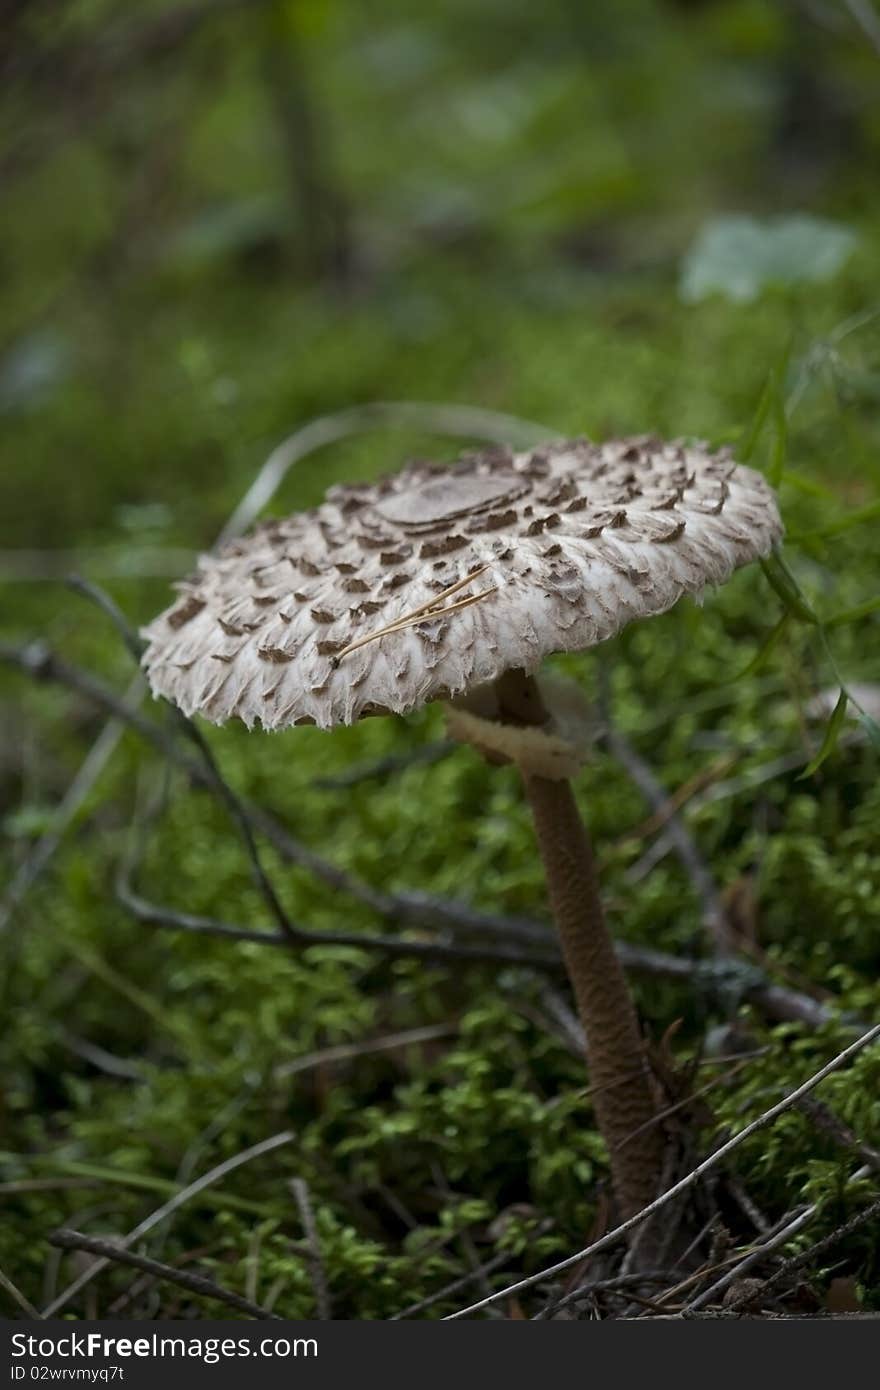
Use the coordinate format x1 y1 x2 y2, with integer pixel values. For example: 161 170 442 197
603 723 732 954
723 1194 880 1315
795 1097 880 1174
680 1206 817 1314
274 1024 456 1080
0 677 140 934
289 1179 331 1320
41 1130 294 1318
312 740 456 789
392 1249 515 1321
531 1269 669 1320
445 1023 880 1319
0 1266 42 1320
48 1229 278 1320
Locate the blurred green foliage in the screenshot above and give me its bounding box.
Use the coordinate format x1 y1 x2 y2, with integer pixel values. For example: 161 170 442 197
2 0 880 1319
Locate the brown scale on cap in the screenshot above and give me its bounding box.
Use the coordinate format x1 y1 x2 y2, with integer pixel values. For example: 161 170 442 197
142 435 782 730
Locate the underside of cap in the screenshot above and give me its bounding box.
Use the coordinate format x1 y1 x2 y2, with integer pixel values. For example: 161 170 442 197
141 435 782 730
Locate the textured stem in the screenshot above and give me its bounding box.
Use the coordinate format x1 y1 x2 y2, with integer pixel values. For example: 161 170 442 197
522 774 665 1218
495 671 665 1221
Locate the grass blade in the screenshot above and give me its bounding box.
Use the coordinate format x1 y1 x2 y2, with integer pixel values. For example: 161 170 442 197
800 689 849 778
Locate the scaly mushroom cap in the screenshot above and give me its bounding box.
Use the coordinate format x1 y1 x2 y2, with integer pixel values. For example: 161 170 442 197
142 436 782 729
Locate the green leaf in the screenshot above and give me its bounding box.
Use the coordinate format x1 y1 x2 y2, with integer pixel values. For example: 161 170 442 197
736 611 791 679
768 371 788 487
739 354 789 482
826 596 880 628
800 689 848 778
779 471 836 500
740 370 775 463
759 552 820 625
21 1160 270 1216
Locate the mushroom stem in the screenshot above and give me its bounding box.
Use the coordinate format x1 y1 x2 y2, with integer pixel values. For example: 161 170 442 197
494 669 665 1223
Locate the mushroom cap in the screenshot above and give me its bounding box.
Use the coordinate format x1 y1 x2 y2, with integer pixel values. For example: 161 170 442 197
142 436 782 730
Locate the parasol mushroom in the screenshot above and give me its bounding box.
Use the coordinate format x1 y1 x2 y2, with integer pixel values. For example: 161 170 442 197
142 435 782 1225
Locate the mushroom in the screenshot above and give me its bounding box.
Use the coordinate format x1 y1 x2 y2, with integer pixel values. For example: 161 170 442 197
142 434 782 1225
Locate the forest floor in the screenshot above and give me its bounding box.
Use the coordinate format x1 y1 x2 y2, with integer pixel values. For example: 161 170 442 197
3 1 880 1319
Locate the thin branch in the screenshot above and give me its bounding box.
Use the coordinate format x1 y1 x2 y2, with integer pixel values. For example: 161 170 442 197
392 1249 516 1320
273 1024 457 1080
66 575 144 664
671 1156 868 1318
116 851 855 1028
723 1194 880 1315
289 1179 330 1320
56 1029 146 1082
613 753 737 847
0 639 180 758
48 1229 278 1320
0 681 139 934
724 1178 772 1236
614 1056 755 1152
535 985 586 1055
604 723 732 954
795 1096 880 1173
116 868 561 969
681 1108 880 1314
312 740 456 789
171 713 298 943
629 1249 748 1314
41 1130 294 1318
651 738 863 826
0 1265 42 1320
531 1269 670 1321
681 1206 817 1314
0 639 392 919
623 741 861 885
742 978 841 1029
444 1023 880 1319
